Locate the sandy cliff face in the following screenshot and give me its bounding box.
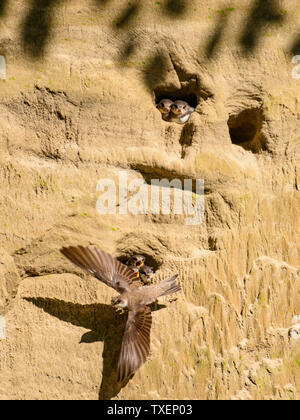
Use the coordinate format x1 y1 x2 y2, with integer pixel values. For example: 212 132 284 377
0 0 299 400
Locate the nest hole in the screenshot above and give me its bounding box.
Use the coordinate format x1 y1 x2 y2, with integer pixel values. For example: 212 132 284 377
154 90 198 109
227 108 267 153
117 253 161 272
153 61 213 110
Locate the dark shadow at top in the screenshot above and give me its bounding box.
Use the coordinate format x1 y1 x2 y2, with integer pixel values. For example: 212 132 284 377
143 53 169 91
17 0 293 64
0 0 8 16
113 2 139 30
21 0 60 59
205 13 228 59
239 0 284 54
290 34 300 55
163 0 188 17
117 35 140 64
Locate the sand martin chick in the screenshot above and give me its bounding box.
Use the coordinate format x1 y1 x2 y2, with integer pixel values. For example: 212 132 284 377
156 99 174 121
139 264 154 285
127 254 145 269
127 255 154 285
170 100 195 124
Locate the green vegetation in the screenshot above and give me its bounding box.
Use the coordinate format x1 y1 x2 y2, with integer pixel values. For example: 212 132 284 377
216 7 235 15
38 178 48 190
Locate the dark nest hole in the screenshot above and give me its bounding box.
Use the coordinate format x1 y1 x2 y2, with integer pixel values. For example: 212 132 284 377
154 90 198 109
117 253 161 272
151 55 213 109
227 107 268 153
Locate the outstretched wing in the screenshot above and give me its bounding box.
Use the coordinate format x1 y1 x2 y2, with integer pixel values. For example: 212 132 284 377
60 246 142 293
139 274 181 306
117 306 152 382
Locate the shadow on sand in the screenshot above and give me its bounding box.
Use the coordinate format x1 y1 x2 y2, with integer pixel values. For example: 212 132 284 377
25 297 166 400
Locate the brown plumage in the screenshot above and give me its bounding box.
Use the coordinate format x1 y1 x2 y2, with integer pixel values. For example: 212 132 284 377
60 245 181 382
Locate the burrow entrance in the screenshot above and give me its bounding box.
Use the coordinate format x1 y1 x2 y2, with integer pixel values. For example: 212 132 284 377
154 77 213 109
118 253 161 272
227 107 267 153
155 91 198 109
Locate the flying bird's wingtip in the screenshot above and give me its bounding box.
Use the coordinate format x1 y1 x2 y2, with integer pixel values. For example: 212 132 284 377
117 371 134 384
60 246 70 256
116 368 124 383
60 245 82 253
60 245 81 260
117 374 125 384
